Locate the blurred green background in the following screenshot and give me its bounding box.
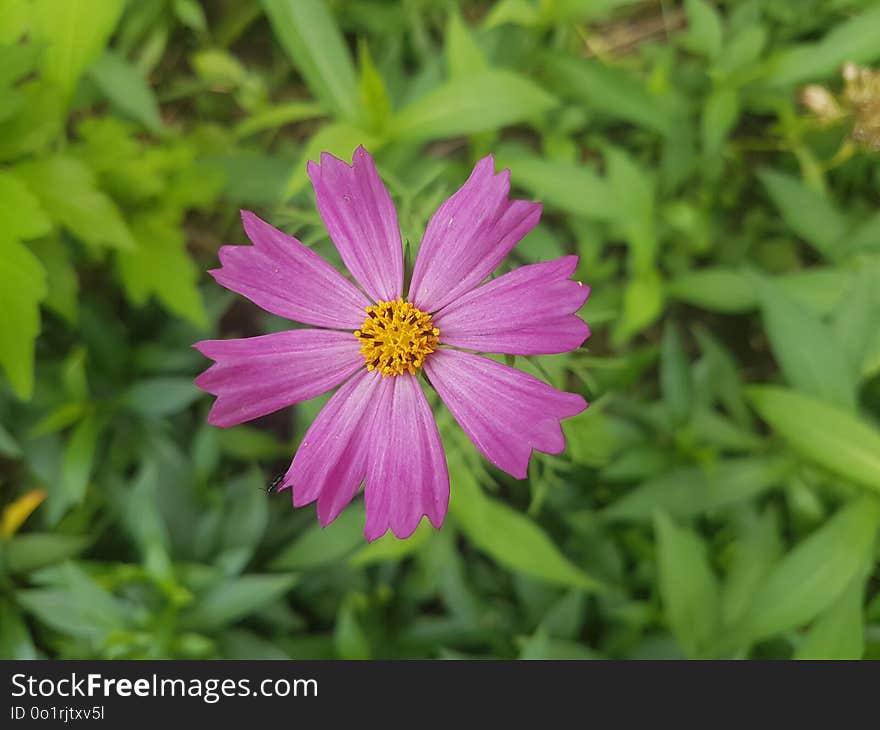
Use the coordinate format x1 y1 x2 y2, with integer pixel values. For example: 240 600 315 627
1 0 880 660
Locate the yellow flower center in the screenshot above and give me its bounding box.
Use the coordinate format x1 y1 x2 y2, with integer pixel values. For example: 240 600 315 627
354 298 440 376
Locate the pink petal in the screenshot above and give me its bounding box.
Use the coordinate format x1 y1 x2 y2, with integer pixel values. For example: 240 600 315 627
433 255 591 355
210 211 370 330
307 146 404 302
408 156 542 312
424 349 587 479
363 374 449 541
194 329 364 428
282 369 385 527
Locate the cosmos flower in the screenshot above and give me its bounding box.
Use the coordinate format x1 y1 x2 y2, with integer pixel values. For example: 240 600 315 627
194 147 590 541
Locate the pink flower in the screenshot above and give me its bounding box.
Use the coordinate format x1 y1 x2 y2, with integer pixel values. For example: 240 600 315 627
194 147 590 541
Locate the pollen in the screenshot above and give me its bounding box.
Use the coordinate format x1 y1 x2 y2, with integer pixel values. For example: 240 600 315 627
354 298 440 377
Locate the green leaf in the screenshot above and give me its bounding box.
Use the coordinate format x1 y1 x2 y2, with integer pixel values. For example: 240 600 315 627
350 519 433 567
270 504 365 570
757 277 856 410
499 153 615 220
0 235 47 399
606 146 655 271
683 0 723 59
6 533 90 574
720 510 781 628
121 377 202 418
654 511 719 658
51 414 101 520
356 41 392 134
16 562 127 640
757 168 847 259
730 497 879 645
13 156 136 250
450 457 601 592
216 469 269 576
701 87 739 155
217 426 289 460
747 386 880 494
89 51 165 134
282 123 378 198
660 321 693 426
543 53 679 136
391 70 557 141
831 269 880 380
613 269 664 345
29 236 79 324
605 457 792 521
0 171 52 240
446 10 487 79
117 213 207 326
794 571 867 660
30 0 126 102
766 6 880 86
0 599 38 660
666 267 756 313
261 0 361 123
182 573 298 630
233 101 325 138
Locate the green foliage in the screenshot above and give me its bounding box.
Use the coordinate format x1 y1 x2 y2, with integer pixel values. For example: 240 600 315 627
1 0 879 660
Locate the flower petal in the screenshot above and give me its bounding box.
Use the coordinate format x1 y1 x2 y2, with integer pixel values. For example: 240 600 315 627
282 369 384 527
210 211 370 329
433 255 591 355
194 329 364 428
424 349 586 479
363 374 449 541
408 156 542 312
307 146 404 302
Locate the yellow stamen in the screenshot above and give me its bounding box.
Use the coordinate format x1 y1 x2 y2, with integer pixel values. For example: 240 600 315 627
354 298 440 377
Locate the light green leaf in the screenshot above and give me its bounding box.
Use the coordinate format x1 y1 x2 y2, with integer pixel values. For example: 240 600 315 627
794 571 867 660
747 386 880 494
730 497 879 644
654 511 719 658
89 51 165 134
683 0 723 59
391 70 557 141
446 10 487 79
261 0 361 122
0 235 47 399
117 213 206 326
613 269 664 345
30 0 126 102
233 101 324 138
13 156 135 250
357 41 391 134
29 236 78 324
0 171 52 240
701 87 739 155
